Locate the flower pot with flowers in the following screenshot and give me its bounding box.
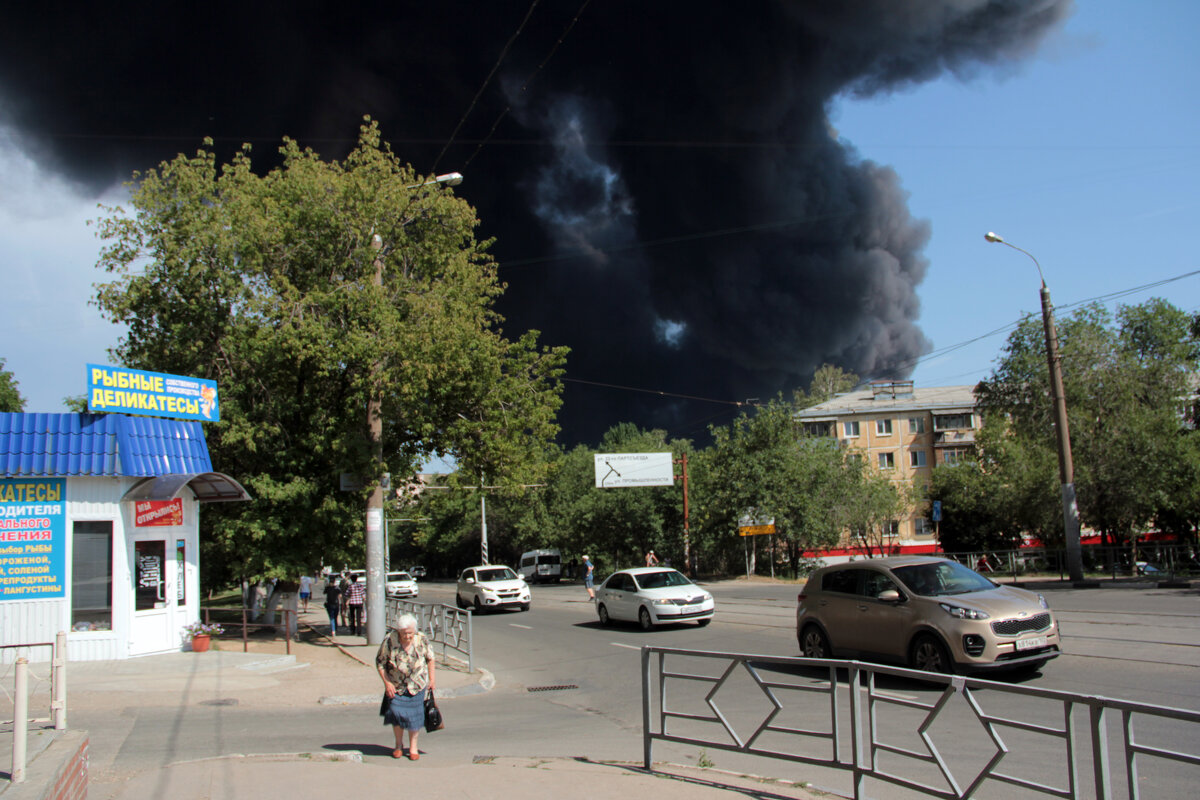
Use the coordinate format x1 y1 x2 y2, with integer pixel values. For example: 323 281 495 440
182 621 224 652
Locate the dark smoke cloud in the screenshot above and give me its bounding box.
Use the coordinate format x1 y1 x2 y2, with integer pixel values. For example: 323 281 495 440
0 1 1073 444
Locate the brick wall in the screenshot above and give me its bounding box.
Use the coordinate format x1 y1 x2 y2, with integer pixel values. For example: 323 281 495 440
5 730 88 800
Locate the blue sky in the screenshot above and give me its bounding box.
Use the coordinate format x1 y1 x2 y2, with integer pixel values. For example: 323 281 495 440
2 0 1198 419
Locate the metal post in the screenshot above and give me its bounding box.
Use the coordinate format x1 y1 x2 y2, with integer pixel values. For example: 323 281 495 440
480 488 489 564
13 657 28 783
1041 285 1084 582
1090 703 1112 800
849 662 865 799
53 630 66 730
641 646 653 770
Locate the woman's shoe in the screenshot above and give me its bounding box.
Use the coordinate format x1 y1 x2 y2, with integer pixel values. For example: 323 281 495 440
408 751 419 761
392 749 404 759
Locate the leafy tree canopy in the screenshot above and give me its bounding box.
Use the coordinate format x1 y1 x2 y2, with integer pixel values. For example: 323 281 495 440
92 119 567 585
0 359 24 412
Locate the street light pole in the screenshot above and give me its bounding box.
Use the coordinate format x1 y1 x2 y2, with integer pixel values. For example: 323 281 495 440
364 171 465 645
985 232 1084 582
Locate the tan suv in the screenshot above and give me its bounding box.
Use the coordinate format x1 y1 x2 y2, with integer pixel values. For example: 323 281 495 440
796 556 1060 674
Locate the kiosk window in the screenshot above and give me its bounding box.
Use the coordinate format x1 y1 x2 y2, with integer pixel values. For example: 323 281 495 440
72 521 113 630
135 540 166 610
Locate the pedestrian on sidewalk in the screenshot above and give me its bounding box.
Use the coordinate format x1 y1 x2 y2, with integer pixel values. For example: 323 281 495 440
299 573 313 612
345 574 366 635
323 579 342 637
583 554 595 600
338 571 351 629
645 550 659 567
377 613 437 761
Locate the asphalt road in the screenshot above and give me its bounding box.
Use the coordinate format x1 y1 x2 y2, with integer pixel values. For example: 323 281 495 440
66 577 1200 799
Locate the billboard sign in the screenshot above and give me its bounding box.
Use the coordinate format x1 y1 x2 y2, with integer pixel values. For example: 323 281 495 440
86 364 220 422
594 452 675 488
0 478 67 600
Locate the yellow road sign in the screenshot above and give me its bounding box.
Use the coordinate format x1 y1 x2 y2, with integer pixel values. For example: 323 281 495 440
738 524 776 536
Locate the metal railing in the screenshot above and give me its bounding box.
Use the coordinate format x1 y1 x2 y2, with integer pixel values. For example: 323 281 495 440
385 598 473 672
641 646 1200 800
3 631 67 784
198 607 295 654
947 544 1200 585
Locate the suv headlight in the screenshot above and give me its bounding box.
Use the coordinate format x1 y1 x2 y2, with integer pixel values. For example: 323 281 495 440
652 598 675 607
939 603 989 620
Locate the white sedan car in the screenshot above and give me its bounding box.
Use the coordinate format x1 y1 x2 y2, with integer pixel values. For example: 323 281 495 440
456 565 531 612
385 571 419 598
595 567 714 630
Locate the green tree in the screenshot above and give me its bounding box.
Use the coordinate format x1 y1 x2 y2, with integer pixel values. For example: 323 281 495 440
793 363 858 409
0 359 25 412
92 120 567 589
692 399 855 575
976 298 1199 551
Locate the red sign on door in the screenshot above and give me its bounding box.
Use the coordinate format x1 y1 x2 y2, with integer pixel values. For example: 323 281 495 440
134 499 183 527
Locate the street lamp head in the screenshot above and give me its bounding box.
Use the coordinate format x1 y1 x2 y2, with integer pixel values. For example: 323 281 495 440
435 172 464 187
984 231 1004 243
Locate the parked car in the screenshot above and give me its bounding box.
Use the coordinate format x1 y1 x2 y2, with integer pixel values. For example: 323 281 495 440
408 565 427 579
518 549 562 583
594 567 714 630
796 556 1060 674
456 565 531 612
385 571 419 598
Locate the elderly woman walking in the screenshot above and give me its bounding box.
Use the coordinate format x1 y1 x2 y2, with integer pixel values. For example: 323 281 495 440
376 613 437 760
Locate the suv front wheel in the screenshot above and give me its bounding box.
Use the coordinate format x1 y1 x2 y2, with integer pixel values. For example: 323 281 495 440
910 633 953 674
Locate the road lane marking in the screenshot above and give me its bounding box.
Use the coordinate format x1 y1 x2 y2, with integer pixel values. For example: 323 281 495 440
509 623 532 629
611 642 640 650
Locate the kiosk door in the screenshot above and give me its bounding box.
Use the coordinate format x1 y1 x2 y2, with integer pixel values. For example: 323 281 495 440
130 537 179 655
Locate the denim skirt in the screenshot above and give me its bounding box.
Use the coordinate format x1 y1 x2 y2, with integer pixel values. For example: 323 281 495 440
383 688 426 730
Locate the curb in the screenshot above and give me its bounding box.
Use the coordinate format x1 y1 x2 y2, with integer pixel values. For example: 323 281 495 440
170 751 363 766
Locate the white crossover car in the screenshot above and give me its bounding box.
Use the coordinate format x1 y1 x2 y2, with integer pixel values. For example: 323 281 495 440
385 571 419 598
456 565 531 612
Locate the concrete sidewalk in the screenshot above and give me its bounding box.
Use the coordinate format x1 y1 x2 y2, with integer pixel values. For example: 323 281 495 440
6 609 830 799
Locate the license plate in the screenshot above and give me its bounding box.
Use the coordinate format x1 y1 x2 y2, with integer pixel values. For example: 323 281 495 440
1015 636 1047 651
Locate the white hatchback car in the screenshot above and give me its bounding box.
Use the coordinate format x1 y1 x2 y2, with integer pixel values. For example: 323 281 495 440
385 571 418 598
595 567 714 630
456 565 531 612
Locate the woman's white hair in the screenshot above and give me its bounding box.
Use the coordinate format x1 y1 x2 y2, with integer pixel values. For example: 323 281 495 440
396 613 419 632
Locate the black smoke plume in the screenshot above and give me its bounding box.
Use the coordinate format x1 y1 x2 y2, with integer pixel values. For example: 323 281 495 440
0 1 1073 444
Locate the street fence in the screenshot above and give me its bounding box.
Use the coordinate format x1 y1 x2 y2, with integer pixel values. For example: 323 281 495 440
641 646 1200 800
198 606 295 654
942 544 1200 585
2 631 67 784
385 598 473 672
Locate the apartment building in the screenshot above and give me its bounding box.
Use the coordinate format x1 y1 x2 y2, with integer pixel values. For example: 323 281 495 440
794 380 978 556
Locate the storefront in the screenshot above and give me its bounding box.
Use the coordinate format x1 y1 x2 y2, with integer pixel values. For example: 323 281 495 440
0 412 247 662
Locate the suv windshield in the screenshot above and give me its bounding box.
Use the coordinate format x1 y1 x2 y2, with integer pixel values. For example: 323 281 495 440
636 570 692 590
892 561 996 597
478 568 517 582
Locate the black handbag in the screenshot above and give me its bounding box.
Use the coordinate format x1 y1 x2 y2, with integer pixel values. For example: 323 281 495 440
379 693 390 716
424 693 444 731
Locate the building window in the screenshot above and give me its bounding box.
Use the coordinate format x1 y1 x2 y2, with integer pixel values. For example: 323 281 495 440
843 421 860 438
72 521 113 631
878 452 895 470
910 450 927 468
885 520 900 537
914 518 934 537
908 417 926 434
934 413 974 431
943 447 970 465
876 418 893 435
803 421 834 437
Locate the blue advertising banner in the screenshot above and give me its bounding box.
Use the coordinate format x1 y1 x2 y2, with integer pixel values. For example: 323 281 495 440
0 478 67 600
86 364 220 422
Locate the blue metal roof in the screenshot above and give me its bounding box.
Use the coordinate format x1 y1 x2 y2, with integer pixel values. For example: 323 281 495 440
0 413 213 478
